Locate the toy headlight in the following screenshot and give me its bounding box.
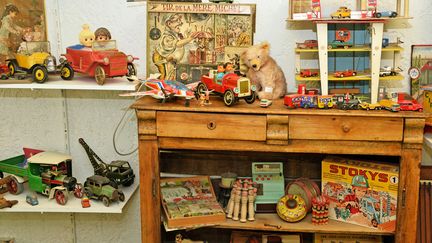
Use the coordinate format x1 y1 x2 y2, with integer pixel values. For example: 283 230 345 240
251 85 256 91
127 55 134 63
103 57 110 65
45 56 56 72
234 87 239 94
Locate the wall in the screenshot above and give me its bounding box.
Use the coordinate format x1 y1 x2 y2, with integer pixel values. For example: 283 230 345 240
0 0 431 242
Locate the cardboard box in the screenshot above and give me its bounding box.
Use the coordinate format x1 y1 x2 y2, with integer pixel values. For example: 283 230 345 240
321 157 399 232
160 176 225 229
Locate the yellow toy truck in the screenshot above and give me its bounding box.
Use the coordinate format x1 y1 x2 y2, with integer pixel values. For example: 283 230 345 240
331 7 351 19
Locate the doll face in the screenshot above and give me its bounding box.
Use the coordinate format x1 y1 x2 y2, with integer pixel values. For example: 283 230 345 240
80 34 95 47
96 35 109 41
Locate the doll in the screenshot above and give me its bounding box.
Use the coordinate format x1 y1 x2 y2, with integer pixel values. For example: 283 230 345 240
95 27 111 41
79 24 95 49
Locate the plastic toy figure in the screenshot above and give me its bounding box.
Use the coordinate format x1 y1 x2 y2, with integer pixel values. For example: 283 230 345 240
79 24 95 48
94 27 111 41
81 196 91 208
216 64 225 81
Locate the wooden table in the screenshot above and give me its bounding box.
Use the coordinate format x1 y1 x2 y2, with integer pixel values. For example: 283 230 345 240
133 97 426 243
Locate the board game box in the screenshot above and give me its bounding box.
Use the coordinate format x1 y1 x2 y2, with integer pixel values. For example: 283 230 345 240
321 157 399 232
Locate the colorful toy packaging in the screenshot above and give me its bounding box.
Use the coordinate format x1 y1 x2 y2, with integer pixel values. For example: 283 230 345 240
321 157 399 232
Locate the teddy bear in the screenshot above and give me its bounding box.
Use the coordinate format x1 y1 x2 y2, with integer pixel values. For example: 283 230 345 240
241 42 287 100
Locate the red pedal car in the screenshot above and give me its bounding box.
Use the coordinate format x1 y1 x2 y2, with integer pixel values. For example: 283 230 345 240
198 70 256 106
61 40 137 85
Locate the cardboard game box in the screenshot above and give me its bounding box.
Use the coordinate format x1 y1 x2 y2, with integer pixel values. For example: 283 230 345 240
321 157 399 232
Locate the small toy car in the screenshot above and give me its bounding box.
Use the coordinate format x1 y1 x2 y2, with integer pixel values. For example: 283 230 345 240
379 99 400 112
379 66 398 77
84 175 125 207
296 40 318 49
374 11 397 18
62 40 137 85
358 102 382 110
26 193 39 206
198 69 256 107
334 70 356 78
7 41 65 83
328 40 353 49
260 99 272 108
331 7 351 19
300 69 319 78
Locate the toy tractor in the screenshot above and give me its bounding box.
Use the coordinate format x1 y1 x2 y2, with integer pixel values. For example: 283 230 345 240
79 138 135 188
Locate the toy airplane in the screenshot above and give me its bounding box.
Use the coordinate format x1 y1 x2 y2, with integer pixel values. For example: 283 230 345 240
120 74 199 106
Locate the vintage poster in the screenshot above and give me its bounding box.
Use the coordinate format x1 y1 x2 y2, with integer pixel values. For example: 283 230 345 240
0 1 46 64
410 45 432 102
147 2 255 83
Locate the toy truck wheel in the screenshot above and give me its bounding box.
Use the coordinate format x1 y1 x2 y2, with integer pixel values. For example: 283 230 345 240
74 183 83 198
7 177 23 195
244 92 256 104
0 74 7 80
344 45 349 49
375 13 382 18
122 178 134 187
60 64 74 80
119 192 125 202
223 89 235 106
352 72 356 76
391 12 397 17
418 108 423 112
102 196 110 207
55 189 68 205
197 82 207 95
126 63 137 79
7 61 17 76
0 172 3 178
32 66 48 83
94 66 106 85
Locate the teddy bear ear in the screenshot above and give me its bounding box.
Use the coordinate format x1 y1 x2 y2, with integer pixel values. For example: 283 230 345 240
261 41 270 50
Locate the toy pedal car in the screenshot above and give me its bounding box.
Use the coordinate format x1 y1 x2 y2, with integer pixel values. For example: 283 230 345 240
62 40 137 85
7 41 68 83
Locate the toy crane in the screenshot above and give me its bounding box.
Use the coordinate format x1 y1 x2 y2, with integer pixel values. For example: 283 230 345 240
78 138 135 187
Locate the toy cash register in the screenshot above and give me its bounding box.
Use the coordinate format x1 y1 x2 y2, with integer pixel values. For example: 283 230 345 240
252 162 285 213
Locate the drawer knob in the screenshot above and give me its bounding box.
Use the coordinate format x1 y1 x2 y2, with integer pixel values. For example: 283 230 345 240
207 121 217 130
342 124 350 133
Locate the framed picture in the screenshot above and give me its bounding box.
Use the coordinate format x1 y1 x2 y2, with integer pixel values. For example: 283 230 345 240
0 1 47 64
146 1 255 81
410 45 432 101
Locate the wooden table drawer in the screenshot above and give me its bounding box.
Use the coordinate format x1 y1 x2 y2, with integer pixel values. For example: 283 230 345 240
289 116 403 141
157 111 267 141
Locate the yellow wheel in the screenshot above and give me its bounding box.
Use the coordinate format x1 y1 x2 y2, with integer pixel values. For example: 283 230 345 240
94 66 106 85
32 66 48 83
8 61 17 76
60 64 74 80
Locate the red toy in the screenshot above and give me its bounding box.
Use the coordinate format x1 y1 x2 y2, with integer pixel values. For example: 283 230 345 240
0 64 8 80
397 92 423 112
62 40 138 85
333 70 356 78
296 40 318 49
299 69 319 78
198 69 256 106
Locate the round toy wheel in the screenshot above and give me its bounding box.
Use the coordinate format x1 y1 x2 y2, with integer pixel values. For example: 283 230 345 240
94 66 106 85
340 74 344 78
60 64 74 80
126 63 137 79
74 183 83 198
8 177 24 195
352 72 356 76
0 171 3 178
391 12 397 18
328 45 333 49
344 45 349 49
244 92 256 104
376 13 382 18
223 89 235 106
102 196 110 207
119 192 125 202
32 66 48 83
122 178 134 187
419 108 423 112
55 190 68 205
0 74 7 80
197 82 207 95
8 61 17 76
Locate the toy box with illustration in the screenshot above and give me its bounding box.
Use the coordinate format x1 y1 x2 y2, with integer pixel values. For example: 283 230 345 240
321 157 399 232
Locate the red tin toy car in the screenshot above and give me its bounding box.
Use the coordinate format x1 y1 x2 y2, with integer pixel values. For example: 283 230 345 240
0 64 9 80
334 70 356 78
61 40 137 85
198 70 256 106
300 69 319 78
397 93 423 112
296 40 318 49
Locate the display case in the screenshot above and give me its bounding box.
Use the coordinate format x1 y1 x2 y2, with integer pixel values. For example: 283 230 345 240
133 97 426 243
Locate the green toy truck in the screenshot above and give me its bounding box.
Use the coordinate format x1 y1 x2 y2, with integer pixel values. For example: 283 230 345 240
83 175 125 207
0 151 83 205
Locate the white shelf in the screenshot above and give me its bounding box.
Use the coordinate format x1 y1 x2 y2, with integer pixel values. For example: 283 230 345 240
0 76 138 91
1 182 138 213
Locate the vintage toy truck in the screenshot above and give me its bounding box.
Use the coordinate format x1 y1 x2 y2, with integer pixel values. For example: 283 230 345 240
198 70 256 106
0 150 83 205
84 175 125 207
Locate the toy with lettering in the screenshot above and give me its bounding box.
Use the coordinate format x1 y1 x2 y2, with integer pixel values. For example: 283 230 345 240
62 24 138 85
276 194 307 222
322 157 398 231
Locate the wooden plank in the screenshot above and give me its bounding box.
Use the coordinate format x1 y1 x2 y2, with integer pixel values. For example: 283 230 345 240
370 22 384 103
132 97 428 119
137 110 156 136
317 23 328 95
266 115 289 145
329 88 361 94
404 118 425 144
139 139 160 243
159 138 402 156
215 213 394 235
289 116 404 141
421 166 432 180
157 111 267 141
396 149 421 243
